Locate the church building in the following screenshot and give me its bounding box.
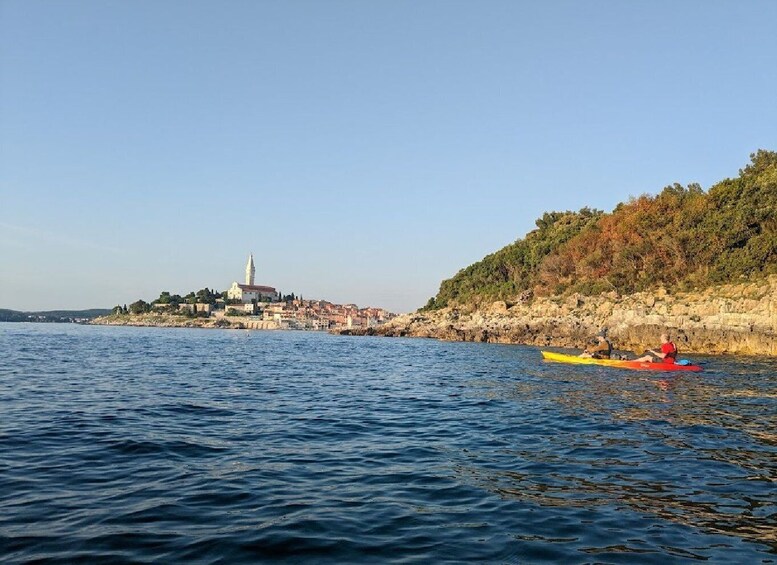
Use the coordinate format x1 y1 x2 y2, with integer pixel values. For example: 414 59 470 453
226 254 278 303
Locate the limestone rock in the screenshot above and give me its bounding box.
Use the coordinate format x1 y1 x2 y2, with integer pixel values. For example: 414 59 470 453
358 275 777 356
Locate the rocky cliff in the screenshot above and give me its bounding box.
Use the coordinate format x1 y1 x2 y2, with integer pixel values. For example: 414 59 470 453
346 276 777 356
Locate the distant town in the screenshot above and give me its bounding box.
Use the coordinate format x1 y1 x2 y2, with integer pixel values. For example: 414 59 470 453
108 254 397 331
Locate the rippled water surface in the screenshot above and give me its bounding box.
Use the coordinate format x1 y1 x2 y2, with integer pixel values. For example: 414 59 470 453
1 323 775 563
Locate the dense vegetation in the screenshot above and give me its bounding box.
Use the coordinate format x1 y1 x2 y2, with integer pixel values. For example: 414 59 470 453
111 288 297 317
112 288 223 316
424 150 777 310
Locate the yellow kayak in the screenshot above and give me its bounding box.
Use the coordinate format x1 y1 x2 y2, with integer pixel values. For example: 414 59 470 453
541 350 702 372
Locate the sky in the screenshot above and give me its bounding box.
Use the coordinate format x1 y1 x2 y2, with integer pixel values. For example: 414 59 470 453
1 0 776 313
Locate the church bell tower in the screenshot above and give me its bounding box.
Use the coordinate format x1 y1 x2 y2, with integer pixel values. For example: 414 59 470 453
245 253 255 286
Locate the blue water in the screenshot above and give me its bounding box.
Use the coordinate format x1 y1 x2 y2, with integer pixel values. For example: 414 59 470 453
1 323 775 564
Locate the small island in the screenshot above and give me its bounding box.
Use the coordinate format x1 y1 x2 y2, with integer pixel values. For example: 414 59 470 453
92 254 397 331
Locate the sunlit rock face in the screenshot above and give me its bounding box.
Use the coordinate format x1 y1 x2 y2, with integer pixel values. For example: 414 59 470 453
349 276 777 356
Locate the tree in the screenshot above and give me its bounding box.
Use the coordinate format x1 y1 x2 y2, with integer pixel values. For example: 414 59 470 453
194 287 220 305
129 300 151 315
156 291 172 304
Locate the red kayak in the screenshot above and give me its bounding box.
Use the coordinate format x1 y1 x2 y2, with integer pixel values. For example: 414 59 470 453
541 351 703 372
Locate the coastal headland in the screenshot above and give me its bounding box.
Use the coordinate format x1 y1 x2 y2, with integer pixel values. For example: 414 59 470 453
339 151 776 357
339 277 776 357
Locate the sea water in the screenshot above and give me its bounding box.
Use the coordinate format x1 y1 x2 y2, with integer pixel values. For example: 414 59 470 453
0 322 775 563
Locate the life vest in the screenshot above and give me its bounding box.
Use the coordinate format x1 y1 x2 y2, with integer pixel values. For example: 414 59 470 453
662 341 677 363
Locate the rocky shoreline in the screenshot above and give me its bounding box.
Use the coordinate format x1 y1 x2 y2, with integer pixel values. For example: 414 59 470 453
90 313 266 330
338 276 777 356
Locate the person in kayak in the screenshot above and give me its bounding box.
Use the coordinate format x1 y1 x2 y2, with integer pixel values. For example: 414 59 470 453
580 329 613 359
634 333 677 364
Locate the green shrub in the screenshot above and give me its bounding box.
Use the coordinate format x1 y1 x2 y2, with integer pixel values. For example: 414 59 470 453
422 150 776 310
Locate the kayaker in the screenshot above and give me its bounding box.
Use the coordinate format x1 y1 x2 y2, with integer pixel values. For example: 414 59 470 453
634 333 677 364
580 329 612 359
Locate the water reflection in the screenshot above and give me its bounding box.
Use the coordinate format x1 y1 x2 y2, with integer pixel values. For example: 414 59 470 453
458 355 777 551
1 326 775 563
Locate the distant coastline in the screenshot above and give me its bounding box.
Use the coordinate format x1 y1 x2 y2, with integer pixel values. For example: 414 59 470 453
0 308 111 324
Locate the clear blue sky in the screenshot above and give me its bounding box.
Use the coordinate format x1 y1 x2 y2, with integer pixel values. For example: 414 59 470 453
2 1 776 313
